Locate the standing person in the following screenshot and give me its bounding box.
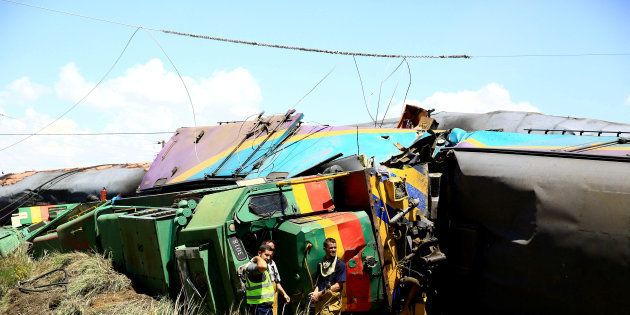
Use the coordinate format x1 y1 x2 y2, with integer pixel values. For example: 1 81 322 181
309 238 346 315
262 240 290 315
100 187 107 201
244 244 276 315
111 193 122 205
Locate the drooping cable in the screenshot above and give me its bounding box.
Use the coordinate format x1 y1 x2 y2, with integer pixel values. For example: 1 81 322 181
400 58 412 116
380 81 400 127
353 56 376 124
143 29 201 162
4 0 630 59
0 27 141 152
0 131 173 136
375 58 406 127
293 66 336 108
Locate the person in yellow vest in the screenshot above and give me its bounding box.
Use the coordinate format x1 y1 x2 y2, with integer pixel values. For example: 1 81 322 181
309 238 346 315
244 244 276 315
262 240 290 315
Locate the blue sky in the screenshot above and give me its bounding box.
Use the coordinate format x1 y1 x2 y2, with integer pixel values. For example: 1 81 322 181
0 0 629 172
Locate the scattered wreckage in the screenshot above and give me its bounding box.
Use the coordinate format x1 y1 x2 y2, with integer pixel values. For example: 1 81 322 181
1 106 629 314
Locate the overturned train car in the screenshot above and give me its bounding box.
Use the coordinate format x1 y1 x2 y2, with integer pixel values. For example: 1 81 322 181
434 130 630 314
1 109 629 314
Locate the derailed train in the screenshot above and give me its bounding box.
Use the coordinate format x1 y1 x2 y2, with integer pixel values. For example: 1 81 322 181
1 107 629 314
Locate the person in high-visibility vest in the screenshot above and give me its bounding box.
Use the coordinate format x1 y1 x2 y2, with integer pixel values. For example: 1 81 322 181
244 244 275 315
262 240 290 315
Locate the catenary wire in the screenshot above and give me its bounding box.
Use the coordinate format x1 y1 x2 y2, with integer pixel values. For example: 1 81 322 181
0 0 630 59
142 29 201 162
0 0 469 59
0 113 17 119
3 0 630 59
0 132 173 136
293 66 336 108
380 81 400 127
0 27 141 152
400 59 412 116
353 56 376 124
375 58 406 127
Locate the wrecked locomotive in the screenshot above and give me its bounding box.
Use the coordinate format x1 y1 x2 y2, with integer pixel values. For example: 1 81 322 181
2 107 630 314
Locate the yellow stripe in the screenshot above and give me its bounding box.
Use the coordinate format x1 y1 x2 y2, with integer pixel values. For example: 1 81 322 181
589 146 630 151
293 183 313 214
370 175 387 207
462 138 611 151
294 127 414 142
461 138 487 147
30 206 42 224
170 127 416 184
390 166 429 220
169 129 289 183
314 215 345 258
390 167 428 195
276 172 349 187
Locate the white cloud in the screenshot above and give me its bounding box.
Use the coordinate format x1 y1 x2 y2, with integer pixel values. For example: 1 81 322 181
0 105 166 173
7 77 48 102
55 59 262 130
0 59 263 173
0 77 48 114
625 95 630 106
409 83 539 114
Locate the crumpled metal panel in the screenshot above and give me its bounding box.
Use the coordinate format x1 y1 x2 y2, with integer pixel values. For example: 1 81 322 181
367 110 630 135
441 150 630 314
245 125 419 179
139 111 303 191
433 111 630 134
140 113 420 191
452 130 630 158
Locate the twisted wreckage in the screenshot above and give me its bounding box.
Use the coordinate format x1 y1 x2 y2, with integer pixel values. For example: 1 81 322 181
1 106 629 314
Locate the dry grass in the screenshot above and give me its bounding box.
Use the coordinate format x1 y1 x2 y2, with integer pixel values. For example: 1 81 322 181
0 243 33 298
0 249 204 315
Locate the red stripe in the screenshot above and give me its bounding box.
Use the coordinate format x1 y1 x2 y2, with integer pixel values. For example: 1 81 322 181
328 213 372 311
304 181 334 211
40 206 50 221
328 213 364 259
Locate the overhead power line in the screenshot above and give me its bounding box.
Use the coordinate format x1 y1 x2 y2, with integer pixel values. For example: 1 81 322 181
4 0 630 59
475 53 630 58
0 27 141 152
160 30 471 59
0 113 17 119
0 131 173 136
0 0 442 59
1 0 470 59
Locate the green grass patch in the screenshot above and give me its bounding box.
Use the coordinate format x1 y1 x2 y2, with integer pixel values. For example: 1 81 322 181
0 243 33 297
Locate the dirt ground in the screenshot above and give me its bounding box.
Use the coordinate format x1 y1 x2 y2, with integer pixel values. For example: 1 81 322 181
1 280 156 315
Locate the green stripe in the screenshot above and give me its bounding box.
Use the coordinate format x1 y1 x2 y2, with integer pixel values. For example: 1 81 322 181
355 211 384 304
302 218 327 284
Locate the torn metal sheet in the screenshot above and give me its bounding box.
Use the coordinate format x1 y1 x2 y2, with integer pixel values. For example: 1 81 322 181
368 110 630 135
140 112 420 191
139 111 303 191
450 129 630 159
245 125 420 179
